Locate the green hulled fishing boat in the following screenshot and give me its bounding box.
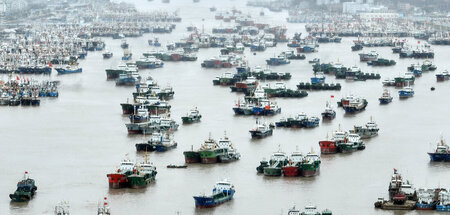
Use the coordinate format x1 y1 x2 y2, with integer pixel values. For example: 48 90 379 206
263 151 288 176
9 172 37 202
128 155 157 189
299 152 321 177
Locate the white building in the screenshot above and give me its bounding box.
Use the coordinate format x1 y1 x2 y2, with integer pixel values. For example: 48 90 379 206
343 2 371 14
316 0 340 6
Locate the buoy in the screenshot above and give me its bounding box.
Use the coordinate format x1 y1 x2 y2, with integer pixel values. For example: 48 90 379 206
431 87 435 91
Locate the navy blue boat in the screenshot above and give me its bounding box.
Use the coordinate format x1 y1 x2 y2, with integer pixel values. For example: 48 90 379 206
56 66 82 74
428 137 450 162
193 180 235 208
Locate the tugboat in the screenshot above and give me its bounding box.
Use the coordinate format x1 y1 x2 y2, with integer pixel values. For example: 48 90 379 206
128 154 157 188
299 151 321 177
263 149 289 176
427 136 450 161
193 179 235 208
55 65 82 74
321 101 336 120
398 86 414 98
379 89 393 104
351 117 379 139
54 201 70 215
106 159 135 189
98 197 111 215
282 149 304 177
249 119 273 138
9 172 37 202
181 107 202 123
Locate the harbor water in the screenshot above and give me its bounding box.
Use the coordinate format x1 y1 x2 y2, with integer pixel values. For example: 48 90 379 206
1 0 449 214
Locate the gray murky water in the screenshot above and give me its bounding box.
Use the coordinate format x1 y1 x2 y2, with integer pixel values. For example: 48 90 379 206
1 0 449 214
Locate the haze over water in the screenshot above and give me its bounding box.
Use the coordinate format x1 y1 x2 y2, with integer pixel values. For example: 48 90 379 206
1 0 449 214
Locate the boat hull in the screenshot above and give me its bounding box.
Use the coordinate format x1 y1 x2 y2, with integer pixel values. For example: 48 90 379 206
107 173 129 189
282 166 299 177
427 153 450 161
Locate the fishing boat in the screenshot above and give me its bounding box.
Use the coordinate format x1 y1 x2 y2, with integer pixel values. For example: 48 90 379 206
230 76 258 93
106 159 135 189
339 133 365 153
122 50 132 61
321 101 336 120
183 145 201 164
436 70 450 81
416 188 437 210
9 172 37 202
398 86 414 98
214 133 240 162
427 136 450 161
54 201 70 215
249 119 273 138
351 117 379 139
102 51 113 59
115 72 141 86
98 197 111 215
308 58 320 64
266 55 290 66
55 65 82 74
359 51 378 61
311 72 326 84
379 89 393 104
167 164 187 168
128 155 157 188
263 150 289 176
181 107 202 123
300 151 321 177
106 64 138 79
340 95 368 113
129 107 149 123
198 135 219 164
437 190 450 211
120 40 129 49
282 149 304 177
193 179 235 208
319 127 346 154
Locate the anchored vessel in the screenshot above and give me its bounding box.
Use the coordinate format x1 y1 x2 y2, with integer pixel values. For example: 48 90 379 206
193 179 235 208
106 159 135 189
249 119 273 138
9 172 37 202
181 107 202 123
427 136 450 162
128 155 157 188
